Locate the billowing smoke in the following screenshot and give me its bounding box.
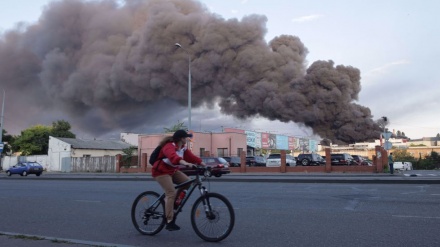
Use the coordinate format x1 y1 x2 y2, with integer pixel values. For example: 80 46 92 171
0 0 380 143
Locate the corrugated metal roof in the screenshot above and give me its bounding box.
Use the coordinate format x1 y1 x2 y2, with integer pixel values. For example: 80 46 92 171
56 137 132 150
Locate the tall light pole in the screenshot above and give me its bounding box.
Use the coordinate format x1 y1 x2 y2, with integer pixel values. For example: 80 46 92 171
0 90 5 143
175 43 192 132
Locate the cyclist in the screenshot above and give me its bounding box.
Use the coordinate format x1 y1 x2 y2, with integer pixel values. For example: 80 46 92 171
151 129 206 231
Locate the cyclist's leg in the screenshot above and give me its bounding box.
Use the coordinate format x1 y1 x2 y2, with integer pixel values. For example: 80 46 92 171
172 170 191 190
155 174 176 223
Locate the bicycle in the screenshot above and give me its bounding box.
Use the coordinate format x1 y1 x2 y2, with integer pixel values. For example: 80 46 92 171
131 165 235 242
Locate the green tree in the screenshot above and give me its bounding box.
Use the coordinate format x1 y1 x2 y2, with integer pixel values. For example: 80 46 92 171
1 129 14 155
51 120 76 138
415 151 440 170
11 120 75 155
163 120 187 133
12 125 52 155
392 149 416 163
121 146 137 168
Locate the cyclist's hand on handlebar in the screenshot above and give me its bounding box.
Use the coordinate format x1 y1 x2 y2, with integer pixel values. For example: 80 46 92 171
179 160 193 168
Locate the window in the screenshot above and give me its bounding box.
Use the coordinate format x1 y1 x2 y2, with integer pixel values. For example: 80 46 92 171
217 148 228 157
83 155 91 158
200 148 205 157
237 148 243 156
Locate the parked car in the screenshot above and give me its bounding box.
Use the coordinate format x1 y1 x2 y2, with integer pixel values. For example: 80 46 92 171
266 154 296 167
393 161 413 171
330 153 356 166
180 157 231 177
6 162 44 176
246 156 266 166
296 153 325 166
351 154 369 166
222 156 241 167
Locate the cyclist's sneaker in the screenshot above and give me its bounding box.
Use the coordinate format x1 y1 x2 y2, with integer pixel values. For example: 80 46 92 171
165 221 181 231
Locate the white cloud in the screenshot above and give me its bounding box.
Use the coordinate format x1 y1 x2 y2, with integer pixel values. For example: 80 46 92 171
291 14 322 23
230 9 239 15
365 59 410 76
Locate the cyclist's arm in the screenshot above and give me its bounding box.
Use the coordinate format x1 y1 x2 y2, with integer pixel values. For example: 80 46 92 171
182 149 202 165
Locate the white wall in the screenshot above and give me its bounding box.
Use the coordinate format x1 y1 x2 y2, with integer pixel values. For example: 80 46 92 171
1 155 49 170
120 133 139 146
71 149 124 157
48 136 72 171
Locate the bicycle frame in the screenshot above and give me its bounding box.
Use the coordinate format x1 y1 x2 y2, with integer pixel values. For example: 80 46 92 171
148 168 210 220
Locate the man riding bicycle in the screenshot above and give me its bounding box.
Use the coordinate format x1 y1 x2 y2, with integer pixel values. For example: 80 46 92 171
151 129 206 231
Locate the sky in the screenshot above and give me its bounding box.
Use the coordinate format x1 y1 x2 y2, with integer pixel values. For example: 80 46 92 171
0 0 439 141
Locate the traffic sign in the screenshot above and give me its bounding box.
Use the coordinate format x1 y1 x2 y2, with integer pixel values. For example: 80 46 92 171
382 132 392 140
0 143 4 153
384 141 393 150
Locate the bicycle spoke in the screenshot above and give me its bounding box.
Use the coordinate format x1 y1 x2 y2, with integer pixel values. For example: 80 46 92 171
131 191 165 235
191 193 235 242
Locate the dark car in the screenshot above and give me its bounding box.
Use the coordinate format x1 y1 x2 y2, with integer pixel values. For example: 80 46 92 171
246 156 266 166
352 155 366 165
330 153 356 166
180 157 231 177
222 156 242 167
6 162 44 176
296 153 325 166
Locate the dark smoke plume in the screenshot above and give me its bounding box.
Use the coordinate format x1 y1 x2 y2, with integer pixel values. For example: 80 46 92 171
0 0 380 143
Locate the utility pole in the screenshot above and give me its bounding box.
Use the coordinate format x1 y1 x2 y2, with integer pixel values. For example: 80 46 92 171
0 90 4 170
0 90 4 143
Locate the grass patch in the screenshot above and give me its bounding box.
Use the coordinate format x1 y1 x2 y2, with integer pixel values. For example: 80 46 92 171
51 239 70 244
12 235 45 241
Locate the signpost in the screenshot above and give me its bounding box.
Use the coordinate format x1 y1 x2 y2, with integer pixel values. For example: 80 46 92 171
382 131 393 150
384 141 393 150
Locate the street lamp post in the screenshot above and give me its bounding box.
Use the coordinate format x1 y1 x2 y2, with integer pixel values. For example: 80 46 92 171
175 43 192 132
0 90 5 143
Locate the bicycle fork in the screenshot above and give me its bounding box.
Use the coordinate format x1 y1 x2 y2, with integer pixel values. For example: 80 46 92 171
199 186 216 220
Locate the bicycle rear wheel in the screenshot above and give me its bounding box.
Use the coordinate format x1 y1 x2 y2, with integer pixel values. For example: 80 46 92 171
131 191 165 235
191 192 235 242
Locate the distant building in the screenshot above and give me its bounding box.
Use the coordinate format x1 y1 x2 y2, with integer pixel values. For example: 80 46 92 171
120 133 139 146
408 137 439 147
48 136 131 171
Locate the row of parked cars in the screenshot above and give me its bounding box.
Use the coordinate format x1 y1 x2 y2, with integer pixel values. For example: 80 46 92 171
222 153 375 167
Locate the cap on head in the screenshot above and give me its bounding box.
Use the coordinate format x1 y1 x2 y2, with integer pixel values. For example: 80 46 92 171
173 129 193 139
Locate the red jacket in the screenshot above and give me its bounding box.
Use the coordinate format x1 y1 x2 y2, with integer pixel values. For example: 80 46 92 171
151 141 202 177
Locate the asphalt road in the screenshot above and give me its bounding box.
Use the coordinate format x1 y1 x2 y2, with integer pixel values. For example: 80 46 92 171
1 174 440 247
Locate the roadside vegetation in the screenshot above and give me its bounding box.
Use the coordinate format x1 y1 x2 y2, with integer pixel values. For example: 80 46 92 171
393 149 440 170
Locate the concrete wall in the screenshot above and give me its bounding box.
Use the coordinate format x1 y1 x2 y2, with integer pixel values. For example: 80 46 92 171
49 136 72 171
71 149 124 158
120 133 139 146
1 155 49 171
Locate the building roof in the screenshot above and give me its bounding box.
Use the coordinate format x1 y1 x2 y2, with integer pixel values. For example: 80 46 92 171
56 137 132 150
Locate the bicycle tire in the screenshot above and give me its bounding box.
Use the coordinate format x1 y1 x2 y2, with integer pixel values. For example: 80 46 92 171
191 192 235 242
131 191 165 235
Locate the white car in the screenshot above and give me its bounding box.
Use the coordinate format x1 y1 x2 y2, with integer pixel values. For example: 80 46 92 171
393 161 413 171
266 154 296 167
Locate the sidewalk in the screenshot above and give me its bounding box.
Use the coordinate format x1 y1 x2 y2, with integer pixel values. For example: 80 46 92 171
1 170 439 184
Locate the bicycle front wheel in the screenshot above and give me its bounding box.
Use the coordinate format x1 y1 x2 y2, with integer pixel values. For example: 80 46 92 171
191 192 235 242
131 191 165 235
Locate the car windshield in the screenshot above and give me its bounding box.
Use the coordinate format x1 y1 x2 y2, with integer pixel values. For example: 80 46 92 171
217 157 228 164
268 154 281 158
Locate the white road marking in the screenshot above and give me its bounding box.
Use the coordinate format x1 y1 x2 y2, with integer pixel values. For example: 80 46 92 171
74 200 101 203
393 215 440 219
